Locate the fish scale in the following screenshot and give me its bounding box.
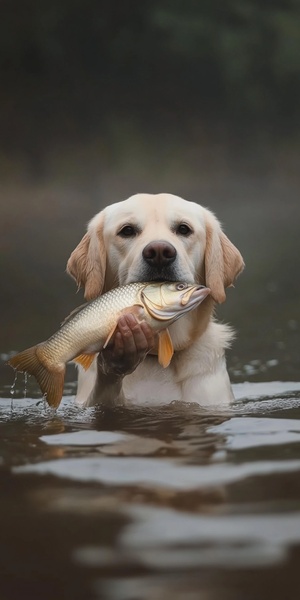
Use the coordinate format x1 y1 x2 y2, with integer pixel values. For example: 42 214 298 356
41 283 147 367
7 282 210 408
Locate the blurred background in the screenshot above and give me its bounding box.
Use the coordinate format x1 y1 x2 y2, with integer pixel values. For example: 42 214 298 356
1 0 299 384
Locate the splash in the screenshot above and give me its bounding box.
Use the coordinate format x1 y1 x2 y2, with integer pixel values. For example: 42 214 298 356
24 371 28 399
10 369 18 411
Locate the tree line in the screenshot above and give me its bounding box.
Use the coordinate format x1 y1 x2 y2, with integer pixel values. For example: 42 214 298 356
1 0 300 128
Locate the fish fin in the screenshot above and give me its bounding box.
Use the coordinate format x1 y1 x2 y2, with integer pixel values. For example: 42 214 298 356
103 305 145 349
60 303 88 327
73 353 96 370
103 324 118 349
158 328 174 368
7 346 65 409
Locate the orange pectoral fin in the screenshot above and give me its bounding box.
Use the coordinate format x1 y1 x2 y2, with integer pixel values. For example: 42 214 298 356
73 353 96 370
103 325 118 349
158 328 174 368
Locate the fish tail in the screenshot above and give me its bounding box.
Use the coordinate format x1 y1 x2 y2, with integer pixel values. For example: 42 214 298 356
7 345 65 409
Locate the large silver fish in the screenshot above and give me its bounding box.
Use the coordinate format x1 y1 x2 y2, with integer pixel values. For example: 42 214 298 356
8 281 210 408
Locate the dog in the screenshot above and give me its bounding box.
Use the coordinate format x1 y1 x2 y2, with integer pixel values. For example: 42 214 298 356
67 193 244 407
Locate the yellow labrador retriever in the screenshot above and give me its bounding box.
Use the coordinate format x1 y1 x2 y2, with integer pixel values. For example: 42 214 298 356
67 193 244 407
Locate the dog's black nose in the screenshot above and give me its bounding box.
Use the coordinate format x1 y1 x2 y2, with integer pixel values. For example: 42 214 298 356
143 241 177 267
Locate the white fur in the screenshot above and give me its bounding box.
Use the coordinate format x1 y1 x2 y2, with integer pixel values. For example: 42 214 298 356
67 193 244 407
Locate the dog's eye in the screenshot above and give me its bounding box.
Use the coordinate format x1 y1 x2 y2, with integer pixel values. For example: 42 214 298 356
118 225 137 238
176 223 193 236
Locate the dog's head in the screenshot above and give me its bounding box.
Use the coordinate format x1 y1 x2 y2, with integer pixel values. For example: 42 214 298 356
67 193 244 304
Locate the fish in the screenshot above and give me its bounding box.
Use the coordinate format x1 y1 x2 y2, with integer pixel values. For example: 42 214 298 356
7 281 210 408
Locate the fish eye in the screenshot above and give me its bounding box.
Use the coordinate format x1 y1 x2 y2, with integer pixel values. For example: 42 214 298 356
176 223 193 236
176 283 188 291
117 225 137 238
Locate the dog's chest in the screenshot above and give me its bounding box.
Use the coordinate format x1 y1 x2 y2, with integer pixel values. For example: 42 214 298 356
123 356 181 404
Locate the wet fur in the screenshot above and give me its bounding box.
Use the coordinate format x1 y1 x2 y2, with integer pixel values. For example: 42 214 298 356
67 193 244 406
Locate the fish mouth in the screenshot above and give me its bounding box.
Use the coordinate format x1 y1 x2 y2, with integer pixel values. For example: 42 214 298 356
180 285 211 306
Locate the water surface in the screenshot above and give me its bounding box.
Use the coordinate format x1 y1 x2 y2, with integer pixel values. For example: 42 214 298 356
1 374 300 600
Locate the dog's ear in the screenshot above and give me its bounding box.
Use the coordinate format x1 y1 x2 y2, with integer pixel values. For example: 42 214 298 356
204 212 244 304
67 212 106 300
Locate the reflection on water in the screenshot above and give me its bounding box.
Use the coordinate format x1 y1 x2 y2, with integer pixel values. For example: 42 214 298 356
1 380 300 600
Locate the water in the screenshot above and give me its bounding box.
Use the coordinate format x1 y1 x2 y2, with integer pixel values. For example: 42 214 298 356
1 177 300 599
1 374 300 600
